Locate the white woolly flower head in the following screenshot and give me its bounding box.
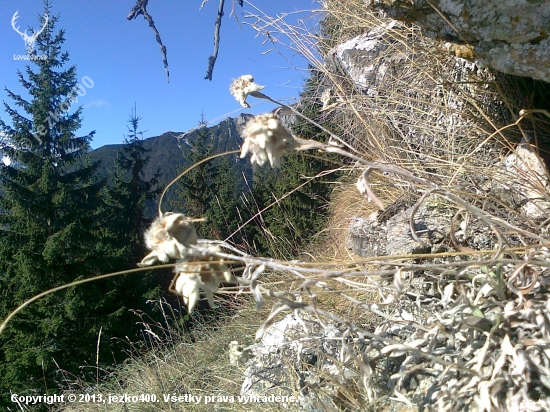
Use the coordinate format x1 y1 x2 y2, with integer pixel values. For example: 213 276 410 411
229 75 265 108
229 341 253 366
240 112 294 168
356 168 385 210
139 212 198 266
356 173 369 196
171 246 236 312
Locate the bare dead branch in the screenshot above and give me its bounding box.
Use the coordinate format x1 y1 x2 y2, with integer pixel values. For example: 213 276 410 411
409 189 433 247
204 0 226 80
127 0 170 82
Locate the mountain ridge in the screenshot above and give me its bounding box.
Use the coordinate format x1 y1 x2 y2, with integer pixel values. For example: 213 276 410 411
87 115 251 217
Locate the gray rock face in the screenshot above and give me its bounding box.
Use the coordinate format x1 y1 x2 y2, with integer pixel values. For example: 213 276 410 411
364 0 550 82
328 20 502 171
347 204 452 257
241 311 358 411
501 140 550 220
330 21 405 95
385 204 451 256
346 213 386 257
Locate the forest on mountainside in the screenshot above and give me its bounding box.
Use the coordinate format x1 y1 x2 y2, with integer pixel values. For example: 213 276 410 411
0 3 335 405
4 0 550 410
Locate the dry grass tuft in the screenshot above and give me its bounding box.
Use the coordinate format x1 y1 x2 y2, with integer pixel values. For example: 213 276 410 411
240 1 550 410
58 299 276 412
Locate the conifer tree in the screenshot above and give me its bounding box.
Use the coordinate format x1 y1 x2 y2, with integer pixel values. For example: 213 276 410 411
0 5 138 399
172 114 216 223
107 107 161 263
252 71 338 258
102 109 163 319
207 154 252 246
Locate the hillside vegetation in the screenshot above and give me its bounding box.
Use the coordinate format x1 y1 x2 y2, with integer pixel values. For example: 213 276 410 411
3 1 550 411
75 1 550 410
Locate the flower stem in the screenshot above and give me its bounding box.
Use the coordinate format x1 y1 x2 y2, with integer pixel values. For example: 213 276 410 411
158 149 240 216
0 265 177 336
256 92 360 154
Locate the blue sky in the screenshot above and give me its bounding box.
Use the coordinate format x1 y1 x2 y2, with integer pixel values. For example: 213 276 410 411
0 0 320 148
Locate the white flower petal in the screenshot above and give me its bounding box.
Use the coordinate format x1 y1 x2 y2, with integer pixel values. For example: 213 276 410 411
240 113 294 168
203 287 216 307
138 251 160 267
240 139 250 159
230 75 265 108
170 245 239 312
176 273 201 313
141 213 198 264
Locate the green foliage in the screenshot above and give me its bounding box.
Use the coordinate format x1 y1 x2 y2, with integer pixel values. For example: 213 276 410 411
172 116 216 221
251 71 339 258
171 115 253 248
206 154 256 248
102 107 164 312
0 7 157 403
106 107 161 263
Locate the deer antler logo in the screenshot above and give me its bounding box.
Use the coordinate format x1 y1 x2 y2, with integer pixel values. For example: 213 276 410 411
11 11 48 53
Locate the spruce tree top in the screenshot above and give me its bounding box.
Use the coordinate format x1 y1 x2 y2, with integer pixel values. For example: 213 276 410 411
0 1 94 171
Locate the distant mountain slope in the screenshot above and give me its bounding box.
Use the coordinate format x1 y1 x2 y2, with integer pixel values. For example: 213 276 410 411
87 115 251 216
89 131 185 189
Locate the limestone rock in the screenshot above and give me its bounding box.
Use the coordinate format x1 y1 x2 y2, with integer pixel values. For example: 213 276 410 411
385 204 451 256
364 0 550 82
241 311 360 411
346 213 386 257
347 204 452 257
330 20 406 95
328 20 500 169
501 140 550 220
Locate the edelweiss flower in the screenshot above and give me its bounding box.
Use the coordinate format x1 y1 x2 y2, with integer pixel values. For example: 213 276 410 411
171 246 235 312
138 213 198 266
229 341 253 366
356 173 369 196
240 113 294 168
356 169 385 210
230 75 265 108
